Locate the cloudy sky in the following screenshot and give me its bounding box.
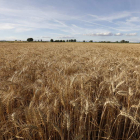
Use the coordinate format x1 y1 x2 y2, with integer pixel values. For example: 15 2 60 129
0 0 140 42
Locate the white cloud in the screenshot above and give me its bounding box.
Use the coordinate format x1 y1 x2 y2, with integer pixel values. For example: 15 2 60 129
114 33 123 36
0 1 140 40
42 36 50 38
84 32 138 36
126 17 140 22
35 36 50 39
53 19 68 27
0 23 15 30
84 32 113 36
3 36 19 40
1 6 127 35
58 36 75 39
0 7 79 33
87 12 140 32
125 33 137 36
15 28 34 32
89 11 132 22
80 19 128 31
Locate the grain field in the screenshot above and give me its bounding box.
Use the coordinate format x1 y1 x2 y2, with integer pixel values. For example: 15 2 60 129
0 42 140 140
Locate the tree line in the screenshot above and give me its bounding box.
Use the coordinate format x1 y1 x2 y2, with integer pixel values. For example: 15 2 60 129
27 38 129 43
50 39 77 42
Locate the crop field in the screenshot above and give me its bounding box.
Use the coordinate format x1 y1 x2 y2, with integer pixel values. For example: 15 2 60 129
1 42 140 140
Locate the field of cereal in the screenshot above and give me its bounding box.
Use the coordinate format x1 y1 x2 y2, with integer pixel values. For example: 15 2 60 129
1 42 140 139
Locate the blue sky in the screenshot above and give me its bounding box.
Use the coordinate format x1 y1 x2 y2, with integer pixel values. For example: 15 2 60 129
0 0 140 42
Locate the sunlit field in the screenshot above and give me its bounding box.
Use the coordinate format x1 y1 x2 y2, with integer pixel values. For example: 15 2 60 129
1 42 140 140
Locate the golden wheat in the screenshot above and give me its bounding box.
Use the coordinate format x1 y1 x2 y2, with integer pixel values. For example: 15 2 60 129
0 42 140 139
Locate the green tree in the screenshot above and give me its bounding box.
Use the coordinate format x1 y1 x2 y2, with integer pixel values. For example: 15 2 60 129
120 40 129 43
120 40 125 43
27 38 33 42
50 39 54 42
83 40 85 42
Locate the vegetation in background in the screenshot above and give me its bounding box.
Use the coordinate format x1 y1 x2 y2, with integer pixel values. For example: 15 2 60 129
50 39 54 42
0 42 140 139
51 39 76 42
0 39 132 43
27 38 33 42
120 40 129 43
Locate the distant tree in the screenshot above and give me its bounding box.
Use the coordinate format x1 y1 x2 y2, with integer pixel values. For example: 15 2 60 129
50 39 54 42
63 40 65 42
74 39 76 42
71 39 73 42
89 40 93 42
83 40 85 42
120 40 129 43
66 40 68 42
120 40 125 43
27 38 33 42
41 39 42 42
15 40 17 41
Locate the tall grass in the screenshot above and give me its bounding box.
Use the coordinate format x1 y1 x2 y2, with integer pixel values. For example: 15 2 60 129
0 42 140 139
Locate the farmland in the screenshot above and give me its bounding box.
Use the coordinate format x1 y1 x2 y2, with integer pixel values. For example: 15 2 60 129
0 42 140 139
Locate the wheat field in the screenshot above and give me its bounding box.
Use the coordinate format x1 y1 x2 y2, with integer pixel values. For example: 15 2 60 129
0 42 140 140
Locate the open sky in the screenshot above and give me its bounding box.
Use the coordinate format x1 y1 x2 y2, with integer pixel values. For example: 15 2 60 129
0 0 140 42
